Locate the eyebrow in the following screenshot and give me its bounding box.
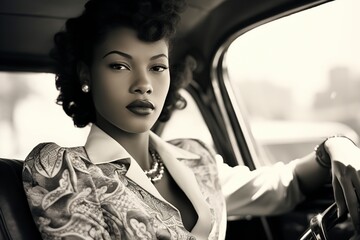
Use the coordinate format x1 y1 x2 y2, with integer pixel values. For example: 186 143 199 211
150 54 168 60
102 50 132 59
102 51 168 60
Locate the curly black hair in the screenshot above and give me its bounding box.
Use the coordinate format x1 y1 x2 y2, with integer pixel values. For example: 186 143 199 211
51 0 187 127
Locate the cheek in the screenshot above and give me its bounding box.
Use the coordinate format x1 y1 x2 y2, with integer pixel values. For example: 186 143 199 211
92 86 127 116
92 88 129 129
91 73 128 114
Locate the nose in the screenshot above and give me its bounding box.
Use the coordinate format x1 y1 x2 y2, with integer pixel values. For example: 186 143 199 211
130 72 153 95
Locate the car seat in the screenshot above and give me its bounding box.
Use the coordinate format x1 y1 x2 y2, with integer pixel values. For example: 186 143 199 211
0 159 41 239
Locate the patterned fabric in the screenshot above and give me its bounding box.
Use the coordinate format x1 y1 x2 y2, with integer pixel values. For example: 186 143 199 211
23 139 223 240
168 139 224 239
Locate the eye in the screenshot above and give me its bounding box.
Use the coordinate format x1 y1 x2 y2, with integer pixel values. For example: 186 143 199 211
150 65 168 72
108 63 129 71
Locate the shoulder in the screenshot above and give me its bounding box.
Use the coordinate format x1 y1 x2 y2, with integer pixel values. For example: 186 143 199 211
168 138 206 149
23 142 88 178
25 142 63 160
168 139 223 189
167 138 217 162
168 138 215 154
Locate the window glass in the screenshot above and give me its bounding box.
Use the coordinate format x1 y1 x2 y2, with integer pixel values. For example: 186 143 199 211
160 89 215 149
225 0 360 164
0 72 89 160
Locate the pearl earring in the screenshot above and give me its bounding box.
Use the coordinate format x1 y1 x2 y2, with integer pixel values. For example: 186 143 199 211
81 84 90 93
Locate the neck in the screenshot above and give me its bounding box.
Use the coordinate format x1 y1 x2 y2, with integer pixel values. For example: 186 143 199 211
95 121 151 170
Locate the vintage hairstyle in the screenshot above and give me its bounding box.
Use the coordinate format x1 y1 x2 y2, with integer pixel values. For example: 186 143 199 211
51 0 187 127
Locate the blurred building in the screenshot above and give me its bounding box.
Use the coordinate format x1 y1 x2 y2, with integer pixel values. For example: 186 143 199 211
313 66 360 135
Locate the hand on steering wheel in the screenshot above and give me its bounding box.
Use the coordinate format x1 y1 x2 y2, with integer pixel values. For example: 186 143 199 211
326 137 360 236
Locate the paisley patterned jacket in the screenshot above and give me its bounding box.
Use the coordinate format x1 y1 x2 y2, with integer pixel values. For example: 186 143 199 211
23 125 304 240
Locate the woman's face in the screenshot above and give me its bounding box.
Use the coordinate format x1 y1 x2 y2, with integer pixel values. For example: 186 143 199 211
88 27 170 134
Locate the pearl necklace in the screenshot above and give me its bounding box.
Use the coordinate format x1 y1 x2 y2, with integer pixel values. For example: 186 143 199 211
144 149 164 183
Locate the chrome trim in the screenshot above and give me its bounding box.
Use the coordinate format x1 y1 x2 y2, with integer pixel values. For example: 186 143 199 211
211 51 244 164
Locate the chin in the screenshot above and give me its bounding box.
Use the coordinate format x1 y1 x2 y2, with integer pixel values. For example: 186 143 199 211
123 122 155 134
112 112 160 134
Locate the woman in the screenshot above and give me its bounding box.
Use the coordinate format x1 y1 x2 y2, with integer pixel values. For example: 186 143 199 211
22 0 360 239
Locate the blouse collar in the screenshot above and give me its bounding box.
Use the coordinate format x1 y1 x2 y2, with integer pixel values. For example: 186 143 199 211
84 124 200 164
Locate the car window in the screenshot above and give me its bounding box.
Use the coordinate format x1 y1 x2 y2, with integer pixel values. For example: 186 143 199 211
0 72 89 160
160 88 215 150
224 0 360 165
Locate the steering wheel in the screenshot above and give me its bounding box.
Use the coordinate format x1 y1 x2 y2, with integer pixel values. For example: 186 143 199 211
299 202 349 240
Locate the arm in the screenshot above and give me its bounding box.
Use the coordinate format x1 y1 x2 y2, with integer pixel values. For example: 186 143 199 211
218 156 305 217
293 151 330 195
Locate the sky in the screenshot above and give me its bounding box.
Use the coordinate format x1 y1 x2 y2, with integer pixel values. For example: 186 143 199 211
226 0 360 107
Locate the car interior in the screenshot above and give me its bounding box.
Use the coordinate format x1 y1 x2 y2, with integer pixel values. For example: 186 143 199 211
1 0 359 239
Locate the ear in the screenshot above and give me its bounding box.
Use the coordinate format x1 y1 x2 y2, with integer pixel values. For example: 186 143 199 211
77 61 91 86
